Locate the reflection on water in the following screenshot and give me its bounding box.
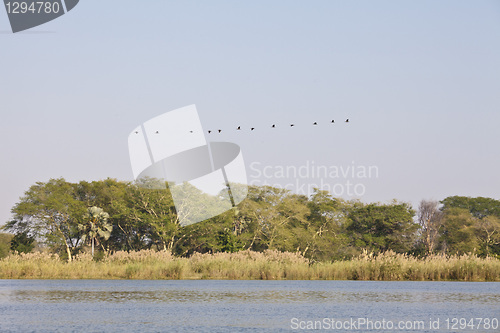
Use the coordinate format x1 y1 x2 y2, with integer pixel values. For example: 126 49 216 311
0 280 499 332
5 288 500 305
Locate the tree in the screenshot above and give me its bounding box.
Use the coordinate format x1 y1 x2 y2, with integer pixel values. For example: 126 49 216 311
124 181 180 252
238 186 309 252
305 189 353 260
440 196 500 256
417 200 443 254
10 232 35 254
441 196 500 219
476 216 500 256
439 207 478 254
347 202 419 253
0 233 14 259
79 206 112 257
5 178 85 261
171 211 235 256
215 228 245 253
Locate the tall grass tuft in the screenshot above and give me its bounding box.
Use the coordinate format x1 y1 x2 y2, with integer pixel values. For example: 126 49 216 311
0 250 499 281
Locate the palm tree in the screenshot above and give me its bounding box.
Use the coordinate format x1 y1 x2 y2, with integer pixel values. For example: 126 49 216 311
79 206 112 257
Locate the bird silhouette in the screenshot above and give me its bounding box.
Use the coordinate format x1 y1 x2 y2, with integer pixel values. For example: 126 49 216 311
196 118 352 134
134 131 139 134
189 131 193 133
155 131 159 134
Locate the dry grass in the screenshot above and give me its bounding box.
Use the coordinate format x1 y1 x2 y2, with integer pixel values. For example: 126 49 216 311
314 250 500 281
1 250 499 281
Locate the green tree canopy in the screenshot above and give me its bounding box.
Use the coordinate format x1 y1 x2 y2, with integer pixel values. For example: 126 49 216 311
5 178 498 260
10 231 35 254
439 207 478 255
347 202 418 253
6 178 85 261
440 196 500 256
79 206 112 256
441 196 500 219
0 233 14 259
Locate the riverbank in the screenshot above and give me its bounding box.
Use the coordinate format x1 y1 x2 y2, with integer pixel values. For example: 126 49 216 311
1 250 499 281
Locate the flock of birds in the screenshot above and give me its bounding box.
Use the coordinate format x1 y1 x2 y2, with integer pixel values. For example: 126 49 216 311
206 119 350 134
134 119 350 135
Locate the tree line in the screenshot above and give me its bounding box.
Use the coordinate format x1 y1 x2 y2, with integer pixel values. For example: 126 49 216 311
2 178 499 261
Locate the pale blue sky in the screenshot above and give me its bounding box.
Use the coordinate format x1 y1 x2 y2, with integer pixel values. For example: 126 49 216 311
1 0 499 225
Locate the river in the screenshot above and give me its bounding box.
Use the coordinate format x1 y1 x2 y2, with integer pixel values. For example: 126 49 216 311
0 280 498 332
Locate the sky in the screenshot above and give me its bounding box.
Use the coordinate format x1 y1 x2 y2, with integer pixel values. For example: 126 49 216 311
1 0 499 226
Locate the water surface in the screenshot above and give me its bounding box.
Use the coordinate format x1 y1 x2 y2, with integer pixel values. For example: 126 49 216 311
0 280 498 332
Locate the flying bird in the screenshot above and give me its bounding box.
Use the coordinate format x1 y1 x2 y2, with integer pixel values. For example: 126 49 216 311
134 131 139 134
195 118 352 135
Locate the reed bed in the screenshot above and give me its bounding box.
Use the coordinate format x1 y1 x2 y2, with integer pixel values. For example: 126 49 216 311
0 250 499 281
